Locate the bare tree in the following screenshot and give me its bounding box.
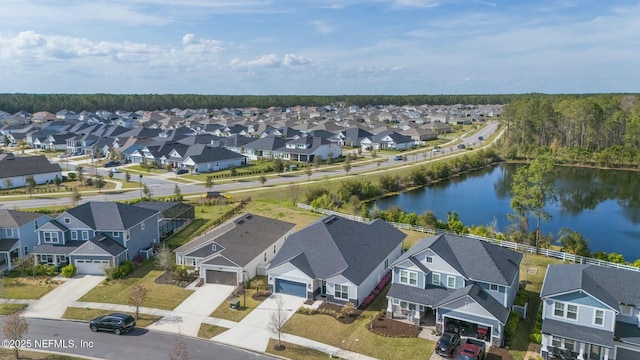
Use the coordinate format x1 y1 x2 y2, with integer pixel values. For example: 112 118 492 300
2 311 29 359
128 284 148 320
25 175 36 197
168 335 189 360
155 244 175 273
250 277 265 296
71 187 81 206
288 183 299 206
269 295 287 351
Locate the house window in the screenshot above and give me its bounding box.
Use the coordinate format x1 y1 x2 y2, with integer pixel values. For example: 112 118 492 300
71 231 78 240
399 270 418 286
141 221 145 231
432 272 441 285
125 231 130 240
554 302 578 320
264 252 267 262
273 245 276 254
620 305 634 316
551 337 562 348
447 275 456 289
490 284 499 291
554 302 565 317
34 220 38 229
64 217 70 224
82 231 89 240
43 232 59 244
564 339 575 351
384 258 389 269
113 232 119 237
567 305 578 320
335 284 349 300
594 309 604 326
426 256 432 263
5 228 13 237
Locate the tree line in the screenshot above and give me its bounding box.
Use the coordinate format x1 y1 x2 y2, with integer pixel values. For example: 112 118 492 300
0 93 586 114
501 94 640 167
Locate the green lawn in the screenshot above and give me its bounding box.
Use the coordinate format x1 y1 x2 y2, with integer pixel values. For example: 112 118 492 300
62 307 162 327
0 303 28 315
266 339 336 360
281 285 433 360
197 323 229 339
78 260 193 310
0 273 61 299
209 288 266 322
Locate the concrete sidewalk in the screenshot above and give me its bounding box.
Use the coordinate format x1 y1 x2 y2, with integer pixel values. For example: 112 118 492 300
213 293 304 352
146 283 235 336
22 275 105 319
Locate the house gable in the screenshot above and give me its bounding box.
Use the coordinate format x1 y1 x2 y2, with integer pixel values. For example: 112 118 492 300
439 295 498 322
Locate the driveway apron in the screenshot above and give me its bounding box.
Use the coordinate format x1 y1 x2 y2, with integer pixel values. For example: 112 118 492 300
146 284 235 337
213 293 304 352
22 275 105 319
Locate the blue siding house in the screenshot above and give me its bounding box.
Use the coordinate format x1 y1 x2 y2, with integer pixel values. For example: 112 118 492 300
540 264 640 360
32 202 159 274
0 209 51 271
386 234 522 347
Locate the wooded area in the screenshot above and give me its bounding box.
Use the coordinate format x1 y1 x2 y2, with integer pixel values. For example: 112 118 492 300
501 94 640 167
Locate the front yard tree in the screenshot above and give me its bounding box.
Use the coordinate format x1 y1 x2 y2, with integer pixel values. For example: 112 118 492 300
343 161 352 174
71 187 82 206
558 228 591 260
25 175 36 197
54 174 62 188
305 167 312 180
259 174 267 186
205 176 214 189
273 158 285 174
173 184 183 201
155 244 174 273
3 311 29 360
124 171 131 182
95 175 106 192
128 284 148 320
229 165 237 177
142 183 152 200
76 165 85 184
250 277 265 296
269 295 287 351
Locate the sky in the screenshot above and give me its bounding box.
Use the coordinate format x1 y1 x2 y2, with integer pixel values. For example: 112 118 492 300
0 0 639 95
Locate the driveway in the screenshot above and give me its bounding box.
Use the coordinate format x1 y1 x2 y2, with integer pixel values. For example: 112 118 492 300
22 275 105 319
213 293 304 352
146 283 235 336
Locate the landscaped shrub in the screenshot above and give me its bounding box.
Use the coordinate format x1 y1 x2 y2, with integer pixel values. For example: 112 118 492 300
35 264 57 276
107 260 135 280
504 312 520 345
61 264 76 278
297 307 316 315
514 290 528 306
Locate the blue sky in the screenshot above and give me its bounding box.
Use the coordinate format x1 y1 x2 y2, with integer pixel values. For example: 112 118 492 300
0 0 638 95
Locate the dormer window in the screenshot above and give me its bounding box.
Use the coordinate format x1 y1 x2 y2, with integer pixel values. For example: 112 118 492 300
426 256 432 263
212 244 217 252
64 217 70 224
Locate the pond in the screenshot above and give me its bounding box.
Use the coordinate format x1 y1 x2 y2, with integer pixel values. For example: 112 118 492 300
373 163 640 260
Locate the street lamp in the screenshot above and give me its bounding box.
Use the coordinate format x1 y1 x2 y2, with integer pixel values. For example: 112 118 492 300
139 174 143 199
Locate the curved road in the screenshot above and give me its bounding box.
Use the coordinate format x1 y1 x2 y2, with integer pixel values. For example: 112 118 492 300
1 317 276 360
0 122 500 209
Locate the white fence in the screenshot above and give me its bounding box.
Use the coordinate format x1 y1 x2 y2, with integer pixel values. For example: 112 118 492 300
296 203 640 273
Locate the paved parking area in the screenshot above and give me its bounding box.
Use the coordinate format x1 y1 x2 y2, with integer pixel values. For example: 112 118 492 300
146 283 235 336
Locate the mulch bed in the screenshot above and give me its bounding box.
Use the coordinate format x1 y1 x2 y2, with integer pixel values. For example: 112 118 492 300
154 271 196 288
368 316 421 338
487 347 513 360
317 302 363 325
251 292 272 301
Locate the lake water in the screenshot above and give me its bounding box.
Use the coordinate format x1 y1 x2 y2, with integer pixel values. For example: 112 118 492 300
373 163 640 261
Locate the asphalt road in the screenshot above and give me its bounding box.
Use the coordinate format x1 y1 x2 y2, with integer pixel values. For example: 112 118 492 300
1 317 276 360
0 121 500 209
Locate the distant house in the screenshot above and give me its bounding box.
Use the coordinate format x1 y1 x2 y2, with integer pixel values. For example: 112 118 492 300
540 264 640 360
267 216 406 306
0 210 52 272
174 213 296 285
0 153 62 189
361 131 416 150
31 202 160 274
182 146 248 173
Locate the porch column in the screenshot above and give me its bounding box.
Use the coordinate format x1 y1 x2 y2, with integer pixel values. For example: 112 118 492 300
602 347 609 360
33 255 39 266
540 334 548 353
577 342 585 360
6 253 13 271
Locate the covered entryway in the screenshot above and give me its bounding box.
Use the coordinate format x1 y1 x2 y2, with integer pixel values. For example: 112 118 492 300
75 259 109 275
205 269 237 285
616 347 640 360
275 278 307 298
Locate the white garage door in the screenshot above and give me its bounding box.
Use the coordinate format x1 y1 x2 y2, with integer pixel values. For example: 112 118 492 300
75 259 109 275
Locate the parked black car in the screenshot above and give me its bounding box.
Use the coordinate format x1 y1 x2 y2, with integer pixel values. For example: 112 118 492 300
436 332 461 357
89 313 136 335
176 169 189 175
103 160 120 168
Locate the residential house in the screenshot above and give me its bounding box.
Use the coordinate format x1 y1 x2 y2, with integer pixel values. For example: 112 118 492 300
386 234 523 346
174 213 296 285
361 131 416 150
341 127 374 147
282 136 342 162
182 146 248 173
267 216 406 306
31 202 160 274
0 210 51 271
540 264 640 360
0 153 62 189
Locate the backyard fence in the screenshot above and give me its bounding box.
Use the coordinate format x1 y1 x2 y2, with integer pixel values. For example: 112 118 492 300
296 203 640 273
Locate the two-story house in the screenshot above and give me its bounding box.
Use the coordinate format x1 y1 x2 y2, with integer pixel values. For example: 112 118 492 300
540 264 640 360
386 234 522 347
0 209 52 271
31 202 160 274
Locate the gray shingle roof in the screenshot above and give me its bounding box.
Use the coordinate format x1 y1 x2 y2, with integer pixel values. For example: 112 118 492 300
396 234 522 286
541 264 640 309
62 202 159 230
32 241 84 255
0 153 62 178
435 284 511 324
0 239 19 252
0 209 42 228
387 283 452 307
87 234 127 256
615 321 640 346
270 216 406 285
177 213 295 268
542 318 614 347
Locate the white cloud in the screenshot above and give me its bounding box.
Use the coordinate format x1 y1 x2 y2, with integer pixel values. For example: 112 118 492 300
313 20 334 34
392 0 440 8
230 53 312 69
283 54 312 66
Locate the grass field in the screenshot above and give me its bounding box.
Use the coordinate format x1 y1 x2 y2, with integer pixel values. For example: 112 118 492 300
197 323 229 339
0 274 60 299
62 307 162 328
266 339 334 360
209 287 265 323
78 260 193 310
0 303 28 315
